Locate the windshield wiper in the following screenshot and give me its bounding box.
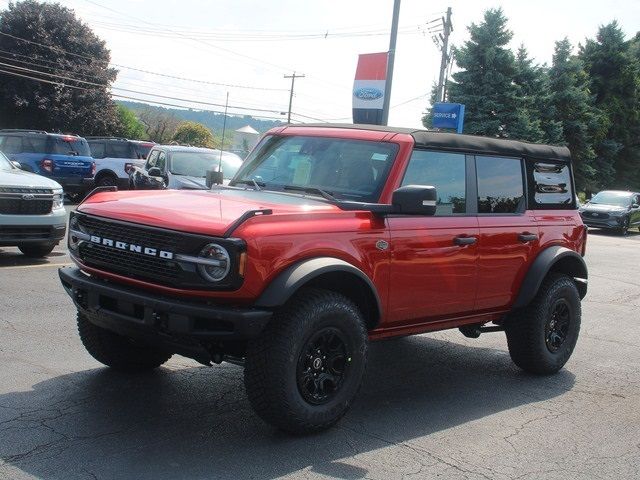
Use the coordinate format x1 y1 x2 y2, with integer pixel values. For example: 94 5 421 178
282 185 337 202
233 179 264 190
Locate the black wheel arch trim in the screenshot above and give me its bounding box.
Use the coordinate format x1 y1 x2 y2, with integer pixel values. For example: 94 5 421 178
513 246 588 308
255 257 382 328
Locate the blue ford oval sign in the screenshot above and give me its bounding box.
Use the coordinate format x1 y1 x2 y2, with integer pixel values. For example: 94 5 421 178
353 87 383 101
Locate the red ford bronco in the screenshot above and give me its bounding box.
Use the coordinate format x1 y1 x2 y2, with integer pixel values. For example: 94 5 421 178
59 124 588 433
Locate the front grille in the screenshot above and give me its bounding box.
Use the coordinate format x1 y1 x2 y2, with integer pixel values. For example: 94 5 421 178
0 198 53 215
582 211 610 220
78 242 180 281
0 226 52 240
76 215 182 284
72 212 245 290
0 188 54 215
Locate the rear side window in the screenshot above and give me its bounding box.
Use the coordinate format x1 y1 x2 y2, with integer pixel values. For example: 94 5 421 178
47 136 91 156
133 143 153 159
106 141 134 158
88 141 106 159
476 156 525 214
527 161 573 208
402 150 466 215
0 136 23 154
22 136 47 153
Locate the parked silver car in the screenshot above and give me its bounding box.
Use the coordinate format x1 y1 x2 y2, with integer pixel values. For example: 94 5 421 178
0 151 66 257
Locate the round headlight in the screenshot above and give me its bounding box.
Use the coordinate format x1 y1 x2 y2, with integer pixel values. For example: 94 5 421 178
197 243 231 282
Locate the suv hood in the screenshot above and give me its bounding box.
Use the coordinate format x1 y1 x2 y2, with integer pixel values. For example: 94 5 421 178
581 203 627 212
0 169 63 190
77 188 341 237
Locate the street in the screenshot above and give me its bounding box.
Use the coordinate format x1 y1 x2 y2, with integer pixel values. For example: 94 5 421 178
1 223 639 480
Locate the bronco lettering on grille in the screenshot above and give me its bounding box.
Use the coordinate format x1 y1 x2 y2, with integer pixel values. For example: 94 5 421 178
89 235 174 259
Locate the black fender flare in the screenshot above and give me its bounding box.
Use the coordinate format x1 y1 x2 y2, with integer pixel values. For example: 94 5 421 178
255 257 382 325
513 246 588 308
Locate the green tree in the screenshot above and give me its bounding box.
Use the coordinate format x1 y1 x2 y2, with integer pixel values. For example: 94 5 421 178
548 38 608 192
0 0 119 134
514 46 563 144
172 121 214 147
115 105 146 140
446 8 540 140
580 21 640 190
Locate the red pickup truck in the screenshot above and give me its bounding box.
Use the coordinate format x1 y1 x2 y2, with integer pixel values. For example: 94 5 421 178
59 124 588 433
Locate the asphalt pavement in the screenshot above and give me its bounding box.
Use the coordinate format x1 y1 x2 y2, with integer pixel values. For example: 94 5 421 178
0 216 639 480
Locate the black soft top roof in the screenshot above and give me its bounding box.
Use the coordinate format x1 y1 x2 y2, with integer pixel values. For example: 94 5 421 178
288 124 571 163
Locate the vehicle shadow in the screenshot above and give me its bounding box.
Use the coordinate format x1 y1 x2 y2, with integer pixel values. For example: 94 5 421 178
0 336 575 480
0 249 68 267
587 227 640 237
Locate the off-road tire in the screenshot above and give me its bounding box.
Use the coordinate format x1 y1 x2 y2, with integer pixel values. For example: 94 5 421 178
505 274 581 375
244 288 368 434
18 243 56 258
77 313 172 371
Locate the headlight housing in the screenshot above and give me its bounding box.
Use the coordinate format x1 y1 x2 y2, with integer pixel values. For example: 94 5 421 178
197 243 231 282
53 189 64 209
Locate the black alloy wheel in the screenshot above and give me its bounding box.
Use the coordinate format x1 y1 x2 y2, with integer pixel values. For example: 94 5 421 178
297 327 350 405
545 299 571 353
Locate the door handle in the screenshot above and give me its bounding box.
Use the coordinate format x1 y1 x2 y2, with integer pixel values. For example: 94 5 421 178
454 236 477 246
518 233 538 242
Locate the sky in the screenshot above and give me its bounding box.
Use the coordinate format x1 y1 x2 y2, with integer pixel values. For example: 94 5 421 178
3 0 639 129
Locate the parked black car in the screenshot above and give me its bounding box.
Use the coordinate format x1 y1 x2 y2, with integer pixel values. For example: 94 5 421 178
579 190 640 234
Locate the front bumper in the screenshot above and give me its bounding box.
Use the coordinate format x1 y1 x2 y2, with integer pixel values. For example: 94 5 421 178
0 223 66 246
580 214 625 229
59 267 272 360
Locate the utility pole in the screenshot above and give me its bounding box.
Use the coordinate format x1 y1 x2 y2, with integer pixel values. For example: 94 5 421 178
284 72 305 123
435 7 453 103
381 0 401 126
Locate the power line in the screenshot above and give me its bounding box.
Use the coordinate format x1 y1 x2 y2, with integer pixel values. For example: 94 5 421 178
0 61 287 116
0 67 289 122
0 31 288 92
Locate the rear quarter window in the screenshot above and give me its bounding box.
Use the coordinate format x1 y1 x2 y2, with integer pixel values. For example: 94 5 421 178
0 136 23 154
526 160 574 209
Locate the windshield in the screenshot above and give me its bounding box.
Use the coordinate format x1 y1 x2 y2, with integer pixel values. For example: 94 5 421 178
169 151 243 179
231 135 398 202
47 136 91 156
589 191 632 207
0 151 14 171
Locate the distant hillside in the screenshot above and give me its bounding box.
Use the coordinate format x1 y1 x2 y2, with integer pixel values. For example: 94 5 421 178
117 100 283 134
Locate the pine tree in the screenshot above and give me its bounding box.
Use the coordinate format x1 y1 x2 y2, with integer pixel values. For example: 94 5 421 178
580 22 640 190
446 8 539 140
548 39 608 192
514 46 563 144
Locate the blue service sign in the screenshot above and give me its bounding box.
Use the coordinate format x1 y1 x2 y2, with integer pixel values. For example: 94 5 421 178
432 103 465 133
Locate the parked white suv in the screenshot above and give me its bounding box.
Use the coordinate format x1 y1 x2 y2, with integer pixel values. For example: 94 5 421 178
0 151 66 257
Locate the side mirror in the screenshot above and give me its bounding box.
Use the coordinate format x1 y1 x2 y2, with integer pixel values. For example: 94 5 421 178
147 167 163 177
392 185 437 216
633 203 639 209
206 170 224 188
11 161 22 170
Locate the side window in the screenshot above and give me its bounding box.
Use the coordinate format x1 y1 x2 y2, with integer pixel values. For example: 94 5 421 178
106 141 132 159
0 136 23 154
402 150 466 215
156 152 167 171
89 141 106 159
146 150 159 169
22 136 46 153
476 156 525 214
527 161 573 208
